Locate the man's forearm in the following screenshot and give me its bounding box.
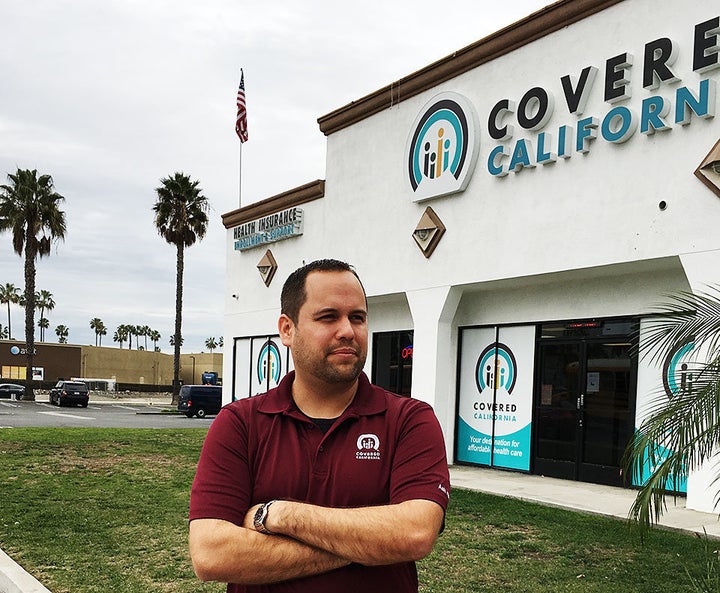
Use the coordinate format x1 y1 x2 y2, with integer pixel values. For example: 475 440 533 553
255 499 444 566
189 518 350 584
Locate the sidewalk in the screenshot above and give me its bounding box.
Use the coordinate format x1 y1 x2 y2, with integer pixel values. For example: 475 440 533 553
450 465 720 538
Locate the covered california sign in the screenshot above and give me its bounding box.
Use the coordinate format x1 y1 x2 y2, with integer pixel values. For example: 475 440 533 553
406 15 720 195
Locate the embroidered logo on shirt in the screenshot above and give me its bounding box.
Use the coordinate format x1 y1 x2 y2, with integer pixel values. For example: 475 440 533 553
356 433 381 460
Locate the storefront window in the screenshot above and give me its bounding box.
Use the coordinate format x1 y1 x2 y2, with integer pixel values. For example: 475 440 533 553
372 331 413 397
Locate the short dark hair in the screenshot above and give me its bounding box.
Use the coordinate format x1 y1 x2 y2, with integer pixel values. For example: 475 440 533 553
281 259 365 323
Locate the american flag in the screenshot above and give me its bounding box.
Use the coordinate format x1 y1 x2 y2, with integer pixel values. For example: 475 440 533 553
236 70 248 143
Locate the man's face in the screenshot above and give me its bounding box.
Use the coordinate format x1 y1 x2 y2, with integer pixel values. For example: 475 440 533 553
280 270 368 386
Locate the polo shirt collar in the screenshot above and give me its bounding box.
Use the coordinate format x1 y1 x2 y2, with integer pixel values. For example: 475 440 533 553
257 371 387 417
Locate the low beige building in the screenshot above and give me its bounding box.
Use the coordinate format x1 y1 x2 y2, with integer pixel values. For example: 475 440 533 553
0 340 223 388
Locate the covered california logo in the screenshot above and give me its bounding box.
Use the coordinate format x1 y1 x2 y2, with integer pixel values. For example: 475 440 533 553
475 343 517 395
257 339 282 385
406 92 480 202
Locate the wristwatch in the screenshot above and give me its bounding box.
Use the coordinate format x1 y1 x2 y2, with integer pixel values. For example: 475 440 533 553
253 500 278 534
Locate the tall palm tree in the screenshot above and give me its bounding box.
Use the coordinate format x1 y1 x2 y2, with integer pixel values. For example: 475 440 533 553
140 324 151 351
55 324 69 343
0 283 21 339
624 286 720 530
153 172 209 398
0 169 66 400
90 317 105 347
38 317 49 340
205 337 218 353
131 324 141 350
150 329 161 352
36 289 55 341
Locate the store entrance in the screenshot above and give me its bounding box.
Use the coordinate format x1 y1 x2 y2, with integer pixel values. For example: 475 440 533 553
533 319 637 487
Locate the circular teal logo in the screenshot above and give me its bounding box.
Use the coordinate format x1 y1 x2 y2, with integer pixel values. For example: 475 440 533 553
257 340 282 384
475 343 517 394
406 92 479 202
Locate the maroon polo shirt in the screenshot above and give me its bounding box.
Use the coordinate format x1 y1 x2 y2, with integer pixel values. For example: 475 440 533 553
190 371 450 593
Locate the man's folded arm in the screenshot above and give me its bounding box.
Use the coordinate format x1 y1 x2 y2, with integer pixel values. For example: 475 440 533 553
189 518 350 585
249 498 445 567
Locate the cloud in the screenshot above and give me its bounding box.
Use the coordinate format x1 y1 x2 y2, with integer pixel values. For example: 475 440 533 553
0 0 549 352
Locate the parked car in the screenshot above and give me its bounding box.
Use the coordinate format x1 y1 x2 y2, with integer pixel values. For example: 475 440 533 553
49 380 89 407
0 383 25 400
177 385 222 418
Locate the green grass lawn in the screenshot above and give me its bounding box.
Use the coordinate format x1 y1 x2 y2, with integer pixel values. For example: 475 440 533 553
0 428 714 592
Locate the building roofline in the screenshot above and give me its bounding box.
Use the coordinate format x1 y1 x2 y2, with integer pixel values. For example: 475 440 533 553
222 179 325 229
317 0 625 136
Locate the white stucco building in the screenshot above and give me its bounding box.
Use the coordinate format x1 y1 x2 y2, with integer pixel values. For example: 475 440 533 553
222 0 720 512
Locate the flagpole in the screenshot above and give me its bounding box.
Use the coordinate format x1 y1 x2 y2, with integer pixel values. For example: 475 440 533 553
239 141 243 207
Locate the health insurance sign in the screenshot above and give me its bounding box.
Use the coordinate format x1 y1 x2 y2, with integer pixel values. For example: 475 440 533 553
457 325 535 471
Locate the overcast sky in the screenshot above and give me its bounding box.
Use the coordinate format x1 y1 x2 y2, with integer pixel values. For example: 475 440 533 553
0 0 550 353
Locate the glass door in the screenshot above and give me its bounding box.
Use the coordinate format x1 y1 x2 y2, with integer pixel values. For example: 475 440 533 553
533 320 636 487
579 342 632 485
534 342 582 480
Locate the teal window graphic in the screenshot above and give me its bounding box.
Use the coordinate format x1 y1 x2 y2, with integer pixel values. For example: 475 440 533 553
405 92 479 202
257 340 282 385
662 340 695 398
631 339 694 493
475 343 517 394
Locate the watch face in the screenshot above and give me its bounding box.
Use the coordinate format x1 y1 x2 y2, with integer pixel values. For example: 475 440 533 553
254 506 265 527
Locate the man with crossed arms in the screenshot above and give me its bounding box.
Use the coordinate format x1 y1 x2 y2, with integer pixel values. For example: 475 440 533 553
189 259 450 592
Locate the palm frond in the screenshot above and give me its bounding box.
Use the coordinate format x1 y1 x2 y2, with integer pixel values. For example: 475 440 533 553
642 286 720 366
626 355 720 528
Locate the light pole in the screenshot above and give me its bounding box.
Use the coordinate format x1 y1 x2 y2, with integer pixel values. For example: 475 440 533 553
190 355 196 385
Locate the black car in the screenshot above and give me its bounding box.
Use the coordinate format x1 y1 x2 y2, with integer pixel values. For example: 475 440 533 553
177 385 223 418
49 380 90 407
0 383 25 400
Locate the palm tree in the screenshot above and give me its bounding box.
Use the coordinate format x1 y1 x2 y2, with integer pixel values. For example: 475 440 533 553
218 336 223 348
55 324 69 344
0 283 21 339
90 317 105 347
38 317 49 340
114 324 129 349
205 337 218 353
153 172 209 399
131 324 141 350
0 169 66 400
150 329 161 352
36 289 55 341
140 324 151 351
625 286 720 530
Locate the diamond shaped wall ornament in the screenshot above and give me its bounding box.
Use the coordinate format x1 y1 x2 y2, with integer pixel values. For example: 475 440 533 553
412 206 446 258
257 249 278 287
695 139 720 199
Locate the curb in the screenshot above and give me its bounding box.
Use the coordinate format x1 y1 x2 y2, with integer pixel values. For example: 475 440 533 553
0 549 51 593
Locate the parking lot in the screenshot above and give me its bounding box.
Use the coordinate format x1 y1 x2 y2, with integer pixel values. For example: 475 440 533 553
0 398 215 429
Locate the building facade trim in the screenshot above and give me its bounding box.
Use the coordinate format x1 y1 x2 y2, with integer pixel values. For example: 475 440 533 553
317 0 626 136
222 179 325 229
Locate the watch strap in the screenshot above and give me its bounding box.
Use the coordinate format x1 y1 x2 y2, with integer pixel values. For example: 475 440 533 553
253 500 278 534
